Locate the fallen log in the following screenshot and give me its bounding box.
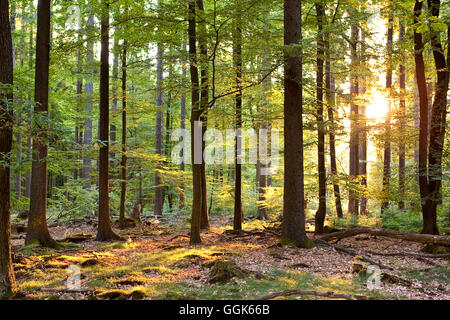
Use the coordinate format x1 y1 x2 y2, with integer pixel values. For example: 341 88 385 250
257 289 369 300
315 239 395 270
318 227 450 246
367 251 446 268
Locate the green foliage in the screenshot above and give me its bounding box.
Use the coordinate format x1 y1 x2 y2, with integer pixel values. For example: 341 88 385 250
47 181 98 220
381 206 423 233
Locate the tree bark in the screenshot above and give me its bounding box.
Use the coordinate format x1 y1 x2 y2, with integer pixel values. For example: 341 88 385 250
348 23 359 215
314 2 327 234
233 3 243 231
282 0 310 247
24 18 33 199
0 0 16 297
398 21 406 210
82 12 95 190
326 66 343 218
422 0 448 234
188 0 202 244
96 0 120 241
179 42 187 211
197 0 209 230
110 36 119 148
26 0 58 248
359 30 368 215
381 13 393 213
119 41 127 229
154 37 164 218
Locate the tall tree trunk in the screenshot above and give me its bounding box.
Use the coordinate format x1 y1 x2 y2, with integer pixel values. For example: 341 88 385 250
413 86 419 168
359 30 368 215
381 13 393 214
348 23 359 215
111 36 119 147
418 0 448 234
325 52 343 218
233 3 243 231
164 65 173 211
96 0 119 241
315 2 327 234
0 0 16 297
282 0 310 248
197 0 209 230
188 0 202 244
179 42 187 211
24 16 33 199
11 7 21 199
256 27 270 220
154 38 164 218
414 0 430 230
26 0 58 248
398 21 406 210
82 12 95 190
110 36 119 174
119 41 127 229
74 33 83 181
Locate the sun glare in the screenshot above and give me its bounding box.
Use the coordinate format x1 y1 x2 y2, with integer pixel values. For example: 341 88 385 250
366 91 389 120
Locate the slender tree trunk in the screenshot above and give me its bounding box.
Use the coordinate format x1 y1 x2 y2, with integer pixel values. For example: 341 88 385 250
96 0 119 241
15 132 22 198
26 0 58 248
197 0 209 230
164 65 173 211
398 21 406 210
359 30 368 215
154 38 164 218
348 23 359 215
82 12 95 190
381 13 393 214
24 18 33 199
119 41 127 229
282 0 310 248
74 34 83 181
11 6 21 199
0 0 16 297
414 0 431 231
325 56 343 218
111 36 119 147
256 30 270 220
179 42 187 211
413 86 419 168
233 4 243 231
188 0 202 244
315 2 326 234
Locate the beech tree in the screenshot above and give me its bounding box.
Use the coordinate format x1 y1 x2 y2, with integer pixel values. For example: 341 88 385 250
314 1 327 234
281 0 310 248
96 0 120 241
26 0 58 247
414 0 449 234
0 0 16 297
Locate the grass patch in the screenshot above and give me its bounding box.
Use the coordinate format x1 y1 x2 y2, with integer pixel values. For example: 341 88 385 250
98 241 138 250
403 266 450 283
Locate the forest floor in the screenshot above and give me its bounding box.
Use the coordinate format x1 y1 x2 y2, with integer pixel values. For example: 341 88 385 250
9 215 450 300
